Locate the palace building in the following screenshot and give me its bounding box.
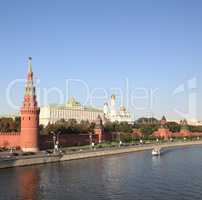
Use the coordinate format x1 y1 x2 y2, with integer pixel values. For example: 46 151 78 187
40 97 104 126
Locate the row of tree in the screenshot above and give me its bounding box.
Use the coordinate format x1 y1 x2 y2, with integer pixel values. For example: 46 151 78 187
104 121 133 133
1 117 202 135
42 119 134 135
42 119 95 135
134 120 181 135
0 117 21 132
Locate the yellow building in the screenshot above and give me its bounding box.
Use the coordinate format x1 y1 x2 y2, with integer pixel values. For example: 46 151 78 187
40 97 103 126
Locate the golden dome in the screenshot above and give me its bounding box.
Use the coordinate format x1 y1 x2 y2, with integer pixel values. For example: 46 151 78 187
111 95 116 100
120 105 126 112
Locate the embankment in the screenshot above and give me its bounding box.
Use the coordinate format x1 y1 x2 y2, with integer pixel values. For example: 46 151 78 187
1 141 202 169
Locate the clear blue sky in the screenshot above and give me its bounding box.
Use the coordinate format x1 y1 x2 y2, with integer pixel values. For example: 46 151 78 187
0 0 202 121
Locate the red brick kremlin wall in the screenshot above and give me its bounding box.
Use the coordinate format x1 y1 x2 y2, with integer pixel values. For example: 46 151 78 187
0 132 109 150
39 130 202 150
0 132 103 150
2 129 202 150
39 133 101 150
39 132 115 150
0 132 21 148
153 129 202 138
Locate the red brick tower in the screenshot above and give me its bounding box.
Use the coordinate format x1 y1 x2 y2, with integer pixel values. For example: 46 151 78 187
154 116 171 139
94 115 103 143
160 116 167 127
180 119 190 137
20 57 40 152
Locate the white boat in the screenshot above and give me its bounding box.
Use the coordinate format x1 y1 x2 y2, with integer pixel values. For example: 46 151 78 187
152 147 161 156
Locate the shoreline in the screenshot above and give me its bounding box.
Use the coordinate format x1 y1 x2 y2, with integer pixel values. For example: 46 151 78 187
1 141 202 169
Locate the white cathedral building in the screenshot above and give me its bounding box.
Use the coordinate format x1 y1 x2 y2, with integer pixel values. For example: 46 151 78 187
103 95 134 124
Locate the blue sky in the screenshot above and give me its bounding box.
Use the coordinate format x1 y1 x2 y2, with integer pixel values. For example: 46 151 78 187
0 0 202 121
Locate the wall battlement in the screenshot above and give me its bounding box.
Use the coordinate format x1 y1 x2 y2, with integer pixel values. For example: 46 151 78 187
0 132 20 135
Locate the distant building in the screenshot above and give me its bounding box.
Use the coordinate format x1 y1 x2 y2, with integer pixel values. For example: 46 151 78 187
103 95 134 124
153 116 171 139
40 97 104 126
168 118 202 126
185 119 202 126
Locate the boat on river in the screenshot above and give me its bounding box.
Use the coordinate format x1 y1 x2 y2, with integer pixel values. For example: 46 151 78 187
152 147 161 156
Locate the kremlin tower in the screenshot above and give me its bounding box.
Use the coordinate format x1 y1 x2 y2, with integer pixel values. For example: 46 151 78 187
20 57 40 152
94 115 103 143
153 116 171 139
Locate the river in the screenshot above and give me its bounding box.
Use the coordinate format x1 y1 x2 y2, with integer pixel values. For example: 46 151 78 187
1 145 202 200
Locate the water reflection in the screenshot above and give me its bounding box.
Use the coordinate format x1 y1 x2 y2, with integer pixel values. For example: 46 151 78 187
152 154 161 164
17 167 40 200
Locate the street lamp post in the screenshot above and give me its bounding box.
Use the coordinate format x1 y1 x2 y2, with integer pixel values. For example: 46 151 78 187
88 132 92 149
51 131 56 154
118 132 122 147
132 134 134 145
56 131 61 152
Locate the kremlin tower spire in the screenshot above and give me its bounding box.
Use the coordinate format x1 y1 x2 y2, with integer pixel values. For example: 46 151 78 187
20 57 40 152
28 57 32 72
27 57 33 81
24 57 36 105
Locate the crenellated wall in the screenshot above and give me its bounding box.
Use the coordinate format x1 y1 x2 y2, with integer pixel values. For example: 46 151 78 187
153 128 172 139
153 128 202 139
0 132 21 148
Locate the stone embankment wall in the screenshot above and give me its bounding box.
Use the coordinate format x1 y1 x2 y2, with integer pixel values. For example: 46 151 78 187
1 141 202 169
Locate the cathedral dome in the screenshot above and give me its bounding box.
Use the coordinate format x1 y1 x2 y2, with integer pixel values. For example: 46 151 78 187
120 105 126 112
111 95 116 100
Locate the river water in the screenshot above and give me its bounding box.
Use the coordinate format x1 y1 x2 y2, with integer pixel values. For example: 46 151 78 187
1 145 202 200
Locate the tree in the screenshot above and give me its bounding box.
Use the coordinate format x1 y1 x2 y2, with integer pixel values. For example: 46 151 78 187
188 125 202 132
104 121 116 132
167 122 181 133
120 132 133 143
103 121 133 133
42 119 96 135
140 126 154 136
0 117 21 132
136 117 159 125
118 122 133 133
